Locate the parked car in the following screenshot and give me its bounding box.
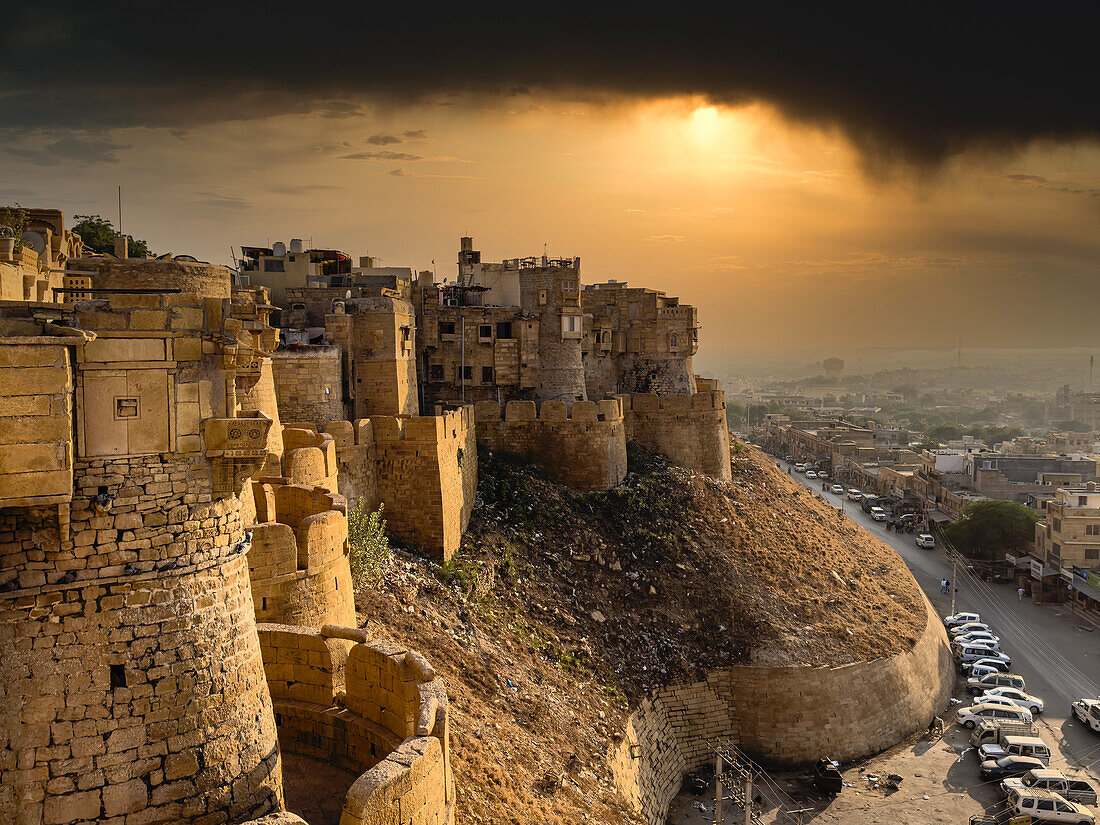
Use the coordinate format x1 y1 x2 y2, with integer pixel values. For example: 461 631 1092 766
897 513 917 524
870 507 888 522
817 470 829 479
916 533 936 548
830 484 845 495
997 735 1051 765
964 653 1013 672
1004 788 1096 824
1071 698 1100 733
846 489 863 501
980 755 1047 780
861 496 880 513
958 646 1010 667
980 687 1044 715
968 672 1027 695
945 612 982 627
1002 770 1099 806
806 470 818 479
950 622 992 637
954 631 1000 646
795 464 807 473
957 703 1033 729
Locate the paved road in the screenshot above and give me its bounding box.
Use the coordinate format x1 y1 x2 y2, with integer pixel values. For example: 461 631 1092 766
778 459 1100 780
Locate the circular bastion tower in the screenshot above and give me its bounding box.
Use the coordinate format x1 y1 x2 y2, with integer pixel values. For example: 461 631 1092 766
0 258 284 824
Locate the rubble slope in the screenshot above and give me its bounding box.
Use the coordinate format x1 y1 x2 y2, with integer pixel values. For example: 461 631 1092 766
355 443 927 824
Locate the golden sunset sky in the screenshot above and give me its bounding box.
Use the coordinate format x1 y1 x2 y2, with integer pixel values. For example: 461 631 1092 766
3 6 1098 353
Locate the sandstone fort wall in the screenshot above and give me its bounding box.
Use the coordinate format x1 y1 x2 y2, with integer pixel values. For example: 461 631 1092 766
473 399 627 491
270 348 346 429
256 625 453 825
620 390 732 482
611 595 953 824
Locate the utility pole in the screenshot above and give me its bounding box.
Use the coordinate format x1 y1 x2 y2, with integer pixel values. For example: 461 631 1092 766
715 754 724 825
460 315 466 403
743 773 752 825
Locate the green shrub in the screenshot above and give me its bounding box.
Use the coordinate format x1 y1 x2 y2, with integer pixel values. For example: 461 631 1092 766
347 500 390 589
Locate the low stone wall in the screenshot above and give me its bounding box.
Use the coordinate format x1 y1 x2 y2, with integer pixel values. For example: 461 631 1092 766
612 595 953 824
474 398 627 491
619 390 731 482
256 625 454 825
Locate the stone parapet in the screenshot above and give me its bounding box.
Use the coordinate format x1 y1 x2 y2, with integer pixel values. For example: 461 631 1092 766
473 399 627 491
270 347 346 428
619 389 731 481
247 483 354 628
255 625 454 825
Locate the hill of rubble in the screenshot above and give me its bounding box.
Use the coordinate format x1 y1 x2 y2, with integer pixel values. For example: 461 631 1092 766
355 442 927 825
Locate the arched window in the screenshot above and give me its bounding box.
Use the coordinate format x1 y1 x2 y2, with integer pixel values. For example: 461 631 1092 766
670 333 678 348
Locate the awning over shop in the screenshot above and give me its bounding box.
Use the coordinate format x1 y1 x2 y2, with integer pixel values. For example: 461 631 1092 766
928 511 953 524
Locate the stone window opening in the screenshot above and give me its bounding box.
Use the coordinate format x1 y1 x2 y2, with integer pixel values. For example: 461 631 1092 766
482 366 494 384
1087 524 1100 536
262 597 267 611
1086 548 1099 559
461 366 472 381
1080 496 1089 505
496 321 513 339
429 364 444 381
439 321 456 337
478 324 492 341
669 333 678 349
110 664 126 690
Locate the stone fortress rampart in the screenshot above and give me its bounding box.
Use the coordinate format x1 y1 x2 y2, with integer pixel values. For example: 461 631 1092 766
618 386 732 482
254 624 453 825
474 398 628 491
610 593 954 825
270 347 345 428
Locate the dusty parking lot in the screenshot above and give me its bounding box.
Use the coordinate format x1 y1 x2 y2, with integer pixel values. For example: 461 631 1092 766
667 671 1100 824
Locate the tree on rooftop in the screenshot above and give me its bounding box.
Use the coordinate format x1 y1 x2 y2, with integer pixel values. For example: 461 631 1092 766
943 499 1040 561
71 214 151 258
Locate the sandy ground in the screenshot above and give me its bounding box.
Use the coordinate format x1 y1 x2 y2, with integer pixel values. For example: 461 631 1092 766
282 752 359 825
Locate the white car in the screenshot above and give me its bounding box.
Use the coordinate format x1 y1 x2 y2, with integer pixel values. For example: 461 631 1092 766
817 470 829 480
945 612 982 627
806 470 818 479
847 489 863 501
870 507 888 521
916 533 935 549
965 655 1013 674
980 687 1044 715
954 631 1001 648
950 622 991 637
1006 788 1095 824
830 484 845 495
795 464 807 473
961 649 1012 668
957 702 1034 729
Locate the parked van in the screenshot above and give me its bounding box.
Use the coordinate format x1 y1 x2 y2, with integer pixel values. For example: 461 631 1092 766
1004 788 1095 824
969 718 1037 747
1001 735 1052 765
870 507 888 521
1001 769 1099 806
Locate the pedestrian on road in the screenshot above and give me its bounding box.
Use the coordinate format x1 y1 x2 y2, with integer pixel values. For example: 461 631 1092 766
1018 587 1025 601
945 579 951 595
940 578 947 593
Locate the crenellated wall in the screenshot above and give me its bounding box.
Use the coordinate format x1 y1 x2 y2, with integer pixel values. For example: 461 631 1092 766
276 424 340 493
619 389 731 482
256 625 454 825
474 398 628 491
247 483 355 628
324 419 379 512
611 595 954 825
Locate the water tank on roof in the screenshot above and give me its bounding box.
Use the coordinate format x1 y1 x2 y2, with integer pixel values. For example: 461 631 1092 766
289 238 304 254
272 241 286 256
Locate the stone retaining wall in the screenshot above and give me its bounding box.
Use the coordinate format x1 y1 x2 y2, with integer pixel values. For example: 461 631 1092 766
619 390 731 482
611 595 953 824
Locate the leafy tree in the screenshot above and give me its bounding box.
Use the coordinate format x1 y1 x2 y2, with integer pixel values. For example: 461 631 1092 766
347 500 390 589
916 434 941 452
0 205 28 251
71 214 152 258
893 384 919 401
943 500 1040 561
928 423 964 442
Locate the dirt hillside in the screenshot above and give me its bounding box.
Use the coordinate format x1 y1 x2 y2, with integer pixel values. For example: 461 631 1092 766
355 443 927 824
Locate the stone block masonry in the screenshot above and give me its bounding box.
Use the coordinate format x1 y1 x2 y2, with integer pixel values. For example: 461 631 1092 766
620 388 732 482
271 347 346 428
256 625 454 825
474 398 627 491
611 594 954 824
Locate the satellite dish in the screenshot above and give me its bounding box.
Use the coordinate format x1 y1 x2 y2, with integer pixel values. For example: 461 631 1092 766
21 230 46 254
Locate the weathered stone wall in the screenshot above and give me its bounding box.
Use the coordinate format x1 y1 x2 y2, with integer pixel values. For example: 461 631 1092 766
613 355 697 396
324 420 380 512
277 426 339 493
372 407 477 559
270 348 346 428
611 595 953 824
517 266 587 402
255 625 454 825
620 390 732 482
237 357 285 462
247 483 354 629
474 399 628 491
0 550 282 825
617 598 953 821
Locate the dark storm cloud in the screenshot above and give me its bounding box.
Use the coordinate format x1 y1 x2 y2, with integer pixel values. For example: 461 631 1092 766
1 3 1097 166
1 137 130 166
367 134 402 145
340 151 422 161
